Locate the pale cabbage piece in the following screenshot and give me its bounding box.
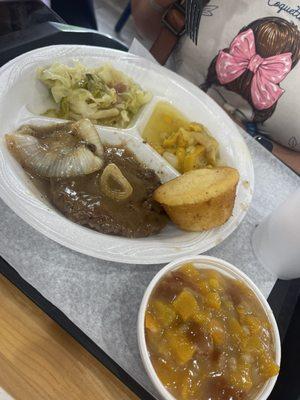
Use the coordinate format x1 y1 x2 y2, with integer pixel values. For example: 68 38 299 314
37 63 152 128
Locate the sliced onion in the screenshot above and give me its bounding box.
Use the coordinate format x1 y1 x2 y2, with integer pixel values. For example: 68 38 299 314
16 125 35 136
100 163 133 201
6 133 103 178
163 151 179 170
72 118 104 157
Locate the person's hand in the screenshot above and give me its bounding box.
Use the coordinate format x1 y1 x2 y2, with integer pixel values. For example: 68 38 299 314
131 0 175 41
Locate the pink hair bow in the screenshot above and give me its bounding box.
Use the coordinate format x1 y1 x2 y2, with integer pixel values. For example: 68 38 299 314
216 29 292 110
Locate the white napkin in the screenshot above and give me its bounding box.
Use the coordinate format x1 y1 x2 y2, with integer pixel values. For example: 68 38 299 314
252 188 300 279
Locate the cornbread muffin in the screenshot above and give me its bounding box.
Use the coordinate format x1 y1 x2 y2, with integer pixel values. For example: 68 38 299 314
153 167 239 231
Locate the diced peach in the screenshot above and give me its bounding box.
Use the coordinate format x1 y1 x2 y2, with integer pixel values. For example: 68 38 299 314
166 329 196 364
157 337 171 357
243 315 261 335
204 291 221 309
173 290 199 321
152 300 176 328
208 277 221 290
236 303 248 318
210 319 226 346
233 280 254 299
145 313 159 333
259 354 280 378
179 263 200 281
241 336 263 354
228 317 244 338
205 269 220 280
223 299 235 313
192 311 210 326
198 280 210 295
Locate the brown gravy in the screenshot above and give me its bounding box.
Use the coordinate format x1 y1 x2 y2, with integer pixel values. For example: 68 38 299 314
49 146 167 237
9 123 167 238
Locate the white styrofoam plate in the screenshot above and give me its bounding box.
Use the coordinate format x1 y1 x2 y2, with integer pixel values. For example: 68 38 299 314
0 45 254 264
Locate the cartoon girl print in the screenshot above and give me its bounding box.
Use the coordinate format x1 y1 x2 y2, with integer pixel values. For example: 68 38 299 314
203 17 300 123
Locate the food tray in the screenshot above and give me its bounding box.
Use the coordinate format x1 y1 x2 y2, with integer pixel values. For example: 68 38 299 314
0 45 254 264
0 125 298 399
0 45 299 399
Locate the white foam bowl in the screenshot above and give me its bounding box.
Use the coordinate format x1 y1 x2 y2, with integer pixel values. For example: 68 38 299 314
137 255 281 400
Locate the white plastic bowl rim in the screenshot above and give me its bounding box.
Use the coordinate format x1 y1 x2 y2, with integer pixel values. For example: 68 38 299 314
137 255 281 400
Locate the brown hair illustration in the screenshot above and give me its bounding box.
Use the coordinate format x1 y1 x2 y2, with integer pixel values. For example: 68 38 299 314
203 17 300 122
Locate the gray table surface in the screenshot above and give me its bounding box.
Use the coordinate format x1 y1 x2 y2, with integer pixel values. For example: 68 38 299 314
0 128 298 399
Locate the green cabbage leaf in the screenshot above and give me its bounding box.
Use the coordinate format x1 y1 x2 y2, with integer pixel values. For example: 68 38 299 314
38 63 152 128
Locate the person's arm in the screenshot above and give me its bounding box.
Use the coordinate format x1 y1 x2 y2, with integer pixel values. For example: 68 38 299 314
131 0 174 41
255 136 300 175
